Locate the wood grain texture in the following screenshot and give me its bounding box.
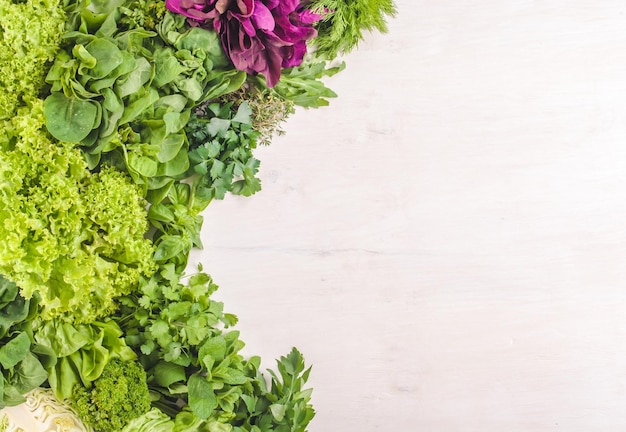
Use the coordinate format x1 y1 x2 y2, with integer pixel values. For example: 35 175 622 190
190 1 626 430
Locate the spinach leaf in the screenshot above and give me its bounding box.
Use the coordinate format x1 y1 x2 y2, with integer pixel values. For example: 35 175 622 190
44 93 100 142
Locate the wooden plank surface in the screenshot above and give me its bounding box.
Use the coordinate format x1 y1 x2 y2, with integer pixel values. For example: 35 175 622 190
191 1 626 430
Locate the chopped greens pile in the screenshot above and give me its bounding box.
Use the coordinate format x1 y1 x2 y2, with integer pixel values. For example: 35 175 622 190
0 0 395 430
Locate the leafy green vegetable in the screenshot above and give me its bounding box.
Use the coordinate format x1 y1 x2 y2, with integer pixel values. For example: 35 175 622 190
118 0 167 31
34 319 137 400
113 265 314 431
122 408 232 431
71 358 151 432
0 275 48 409
122 408 175 431
43 92 100 142
264 348 315 432
255 57 345 109
0 347 48 409
0 333 31 370
310 0 398 59
0 0 65 120
220 83 295 146
186 101 262 203
0 276 33 340
0 100 156 323
44 6 245 197
147 184 204 272
135 101 263 273
115 265 246 421
229 349 315 432
277 58 345 108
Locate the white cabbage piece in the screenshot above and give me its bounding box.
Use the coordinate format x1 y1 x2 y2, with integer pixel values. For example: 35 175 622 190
0 388 92 432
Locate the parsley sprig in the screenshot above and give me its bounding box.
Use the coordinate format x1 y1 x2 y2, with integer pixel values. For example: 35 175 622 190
115 264 315 431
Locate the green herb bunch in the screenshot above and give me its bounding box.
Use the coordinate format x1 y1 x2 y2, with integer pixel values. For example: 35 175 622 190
115 264 244 420
114 264 315 431
145 101 264 273
220 83 296 146
186 101 262 200
310 0 398 59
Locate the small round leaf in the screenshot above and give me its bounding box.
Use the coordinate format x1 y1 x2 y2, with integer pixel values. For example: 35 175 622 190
44 93 98 143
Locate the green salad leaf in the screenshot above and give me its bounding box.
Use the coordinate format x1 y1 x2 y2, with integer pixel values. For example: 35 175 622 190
0 100 155 324
43 92 100 142
186 101 262 204
34 319 137 400
0 277 33 340
0 276 48 409
44 6 245 196
0 0 66 120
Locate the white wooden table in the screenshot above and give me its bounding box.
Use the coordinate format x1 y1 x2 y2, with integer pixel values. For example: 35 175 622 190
192 1 626 430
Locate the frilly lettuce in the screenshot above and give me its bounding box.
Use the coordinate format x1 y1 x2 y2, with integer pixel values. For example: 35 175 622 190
0 0 65 120
0 99 156 324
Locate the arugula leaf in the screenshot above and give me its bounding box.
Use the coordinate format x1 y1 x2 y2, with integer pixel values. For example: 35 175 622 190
261 57 346 108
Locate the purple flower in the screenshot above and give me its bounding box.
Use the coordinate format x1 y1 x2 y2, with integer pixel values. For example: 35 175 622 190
165 0 321 87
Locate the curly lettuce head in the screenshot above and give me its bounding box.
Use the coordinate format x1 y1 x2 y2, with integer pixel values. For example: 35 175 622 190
0 99 156 324
0 0 65 120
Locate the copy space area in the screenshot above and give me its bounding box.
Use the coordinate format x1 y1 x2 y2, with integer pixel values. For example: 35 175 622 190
192 1 626 430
